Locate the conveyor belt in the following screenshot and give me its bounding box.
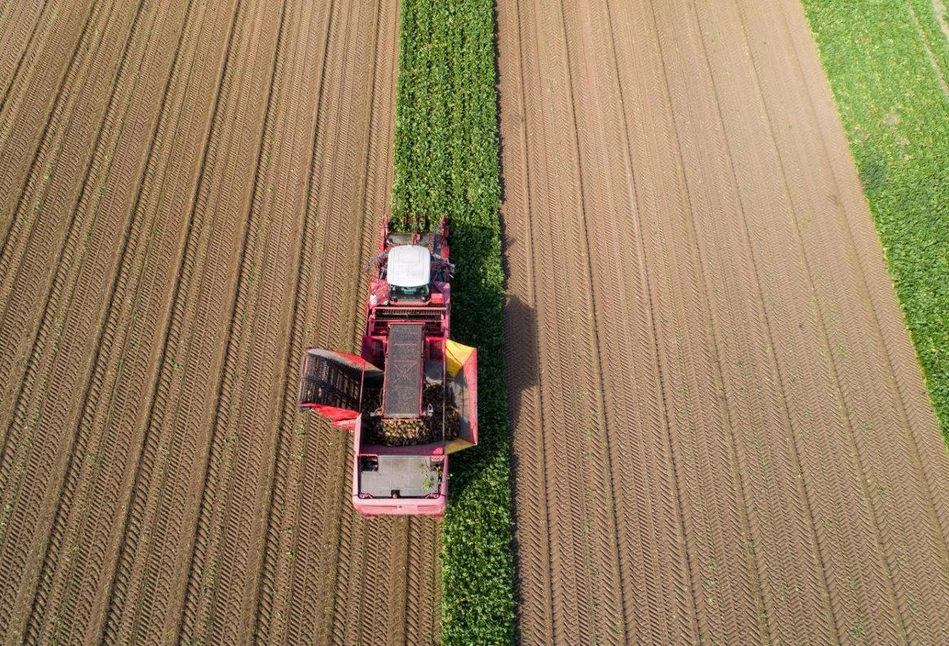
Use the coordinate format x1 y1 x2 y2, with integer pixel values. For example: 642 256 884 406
383 323 423 418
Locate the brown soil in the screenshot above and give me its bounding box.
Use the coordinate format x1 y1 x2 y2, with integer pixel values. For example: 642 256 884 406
7 0 949 642
0 1 440 644
499 0 949 644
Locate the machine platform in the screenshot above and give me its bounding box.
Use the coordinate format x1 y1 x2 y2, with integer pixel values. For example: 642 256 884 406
358 455 441 498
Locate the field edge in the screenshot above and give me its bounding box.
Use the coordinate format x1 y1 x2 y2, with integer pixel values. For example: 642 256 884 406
801 0 949 441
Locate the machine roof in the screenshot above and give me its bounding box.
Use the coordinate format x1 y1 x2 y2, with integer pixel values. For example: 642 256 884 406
387 245 431 288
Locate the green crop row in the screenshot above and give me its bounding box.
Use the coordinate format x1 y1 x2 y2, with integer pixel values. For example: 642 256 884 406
801 0 949 439
392 0 516 643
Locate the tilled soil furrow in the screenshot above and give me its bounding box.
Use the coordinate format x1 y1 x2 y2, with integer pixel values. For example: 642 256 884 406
617 2 724 642
323 7 382 640
0 0 134 529
501 0 949 640
296 430 349 645
680 0 838 640
99 0 279 640
0 0 129 448
356 519 397 644
251 0 428 642
511 4 605 637
401 518 440 645
724 2 913 640
635 18 744 643
5 0 948 638
498 1 556 641
380 525 409 644
361 5 412 644
651 3 881 635
400 521 427 646
291 2 370 642
604 2 721 639
519 4 618 641
0 0 421 641
523 61 588 646
175 1 291 643
326 6 421 644
777 0 949 607
0 0 102 251
736 1 949 639
0 0 57 111
589 1 703 640
80 4 240 642
570 1 710 642
648 0 792 642
558 9 647 642
744 172 879 638
0 0 172 638
301 2 439 641
252 2 344 641
558 4 633 642
16 1 204 642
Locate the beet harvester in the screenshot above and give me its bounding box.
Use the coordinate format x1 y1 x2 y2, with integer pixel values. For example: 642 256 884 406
296 217 477 516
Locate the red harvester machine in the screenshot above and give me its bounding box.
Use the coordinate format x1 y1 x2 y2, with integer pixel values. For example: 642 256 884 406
296 217 477 516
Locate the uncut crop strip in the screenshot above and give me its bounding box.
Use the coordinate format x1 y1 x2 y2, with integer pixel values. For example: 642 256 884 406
498 0 949 643
393 1 516 643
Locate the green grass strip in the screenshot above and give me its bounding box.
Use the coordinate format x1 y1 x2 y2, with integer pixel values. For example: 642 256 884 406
801 0 949 439
392 0 516 642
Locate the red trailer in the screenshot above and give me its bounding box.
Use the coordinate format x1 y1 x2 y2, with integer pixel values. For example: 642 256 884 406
296 218 477 516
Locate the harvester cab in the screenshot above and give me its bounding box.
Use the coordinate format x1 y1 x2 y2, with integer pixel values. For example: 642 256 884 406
386 245 431 302
296 217 476 517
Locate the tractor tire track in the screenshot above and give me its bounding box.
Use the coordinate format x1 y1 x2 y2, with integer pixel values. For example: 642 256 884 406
503 1 591 639
19 0 224 642
250 1 435 644
322 7 389 638
99 0 284 641
271 1 439 643
682 0 840 640
0 0 420 641
499 0 949 641
0 0 100 251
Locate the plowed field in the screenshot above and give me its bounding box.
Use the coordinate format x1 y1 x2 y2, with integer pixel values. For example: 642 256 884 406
499 0 949 644
5 0 949 643
0 1 443 643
